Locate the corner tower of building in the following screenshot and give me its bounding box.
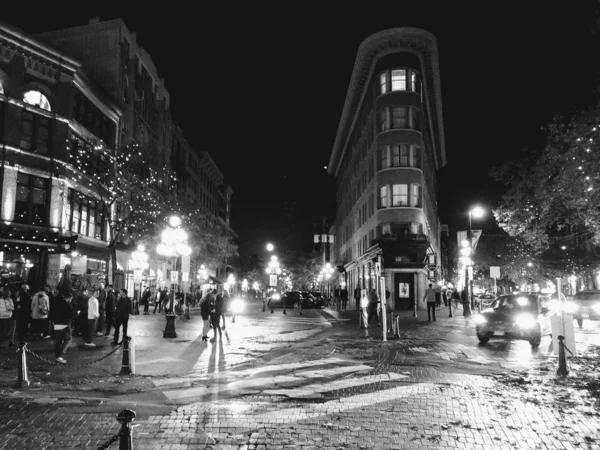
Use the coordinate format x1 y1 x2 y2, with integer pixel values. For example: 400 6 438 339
328 28 446 311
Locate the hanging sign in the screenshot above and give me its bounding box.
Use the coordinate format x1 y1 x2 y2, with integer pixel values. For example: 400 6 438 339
170 271 179 283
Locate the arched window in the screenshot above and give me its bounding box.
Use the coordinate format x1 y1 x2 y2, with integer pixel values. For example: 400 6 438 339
23 90 51 111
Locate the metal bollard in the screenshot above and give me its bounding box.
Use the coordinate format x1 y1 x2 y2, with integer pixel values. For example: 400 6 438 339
16 342 30 388
119 337 131 376
262 299 266 312
449 301 453 318
557 335 569 375
116 409 136 450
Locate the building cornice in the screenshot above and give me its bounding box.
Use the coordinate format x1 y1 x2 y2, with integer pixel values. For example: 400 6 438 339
0 22 80 72
328 28 446 176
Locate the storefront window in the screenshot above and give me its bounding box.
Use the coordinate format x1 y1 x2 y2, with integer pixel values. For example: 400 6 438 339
66 190 106 240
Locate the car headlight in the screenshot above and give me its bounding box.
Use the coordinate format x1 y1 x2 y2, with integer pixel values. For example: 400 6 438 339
563 302 579 314
515 314 537 329
272 293 281 300
230 298 245 314
473 315 487 325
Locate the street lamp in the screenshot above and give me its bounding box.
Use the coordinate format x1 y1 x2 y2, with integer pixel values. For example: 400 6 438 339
266 243 274 252
129 244 149 314
266 255 282 313
464 206 485 315
320 262 334 300
156 215 191 338
242 278 248 297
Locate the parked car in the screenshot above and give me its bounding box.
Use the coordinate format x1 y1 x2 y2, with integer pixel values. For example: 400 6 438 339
308 291 325 308
565 290 600 328
267 291 316 310
474 293 551 348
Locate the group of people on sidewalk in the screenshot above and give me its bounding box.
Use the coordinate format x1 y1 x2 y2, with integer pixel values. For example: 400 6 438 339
0 283 132 364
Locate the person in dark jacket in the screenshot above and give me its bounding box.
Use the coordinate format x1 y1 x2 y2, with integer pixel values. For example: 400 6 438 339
212 291 223 341
112 288 132 345
96 283 107 334
54 291 77 364
74 288 89 337
16 284 32 343
142 287 152 315
200 290 214 342
104 286 116 336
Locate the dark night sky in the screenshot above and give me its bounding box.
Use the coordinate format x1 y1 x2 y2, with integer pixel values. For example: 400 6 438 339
5 2 600 257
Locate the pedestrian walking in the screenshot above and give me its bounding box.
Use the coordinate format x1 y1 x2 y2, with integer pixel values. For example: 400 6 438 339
434 285 442 308
341 286 349 311
334 285 342 311
104 285 116 336
45 285 56 337
31 290 50 340
142 287 152 315
211 290 223 342
74 288 89 337
96 283 106 334
221 291 229 329
112 288 132 345
85 289 100 347
423 283 437 322
354 286 361 311
17 284 31 341
200 290 214 342
0 287 14 346
366 288 380 327
54 291 76 364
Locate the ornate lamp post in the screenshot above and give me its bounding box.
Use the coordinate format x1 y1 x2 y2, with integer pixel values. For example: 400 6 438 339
156 215 191 338
242 279 248 298
265 255 282 313
129 245 149 314
320 263 334 300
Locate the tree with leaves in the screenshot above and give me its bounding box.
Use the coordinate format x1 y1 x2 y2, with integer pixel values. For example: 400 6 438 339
491 104 600 288
68 138 177 286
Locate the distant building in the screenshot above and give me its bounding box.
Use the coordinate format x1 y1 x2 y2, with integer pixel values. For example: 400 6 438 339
36 17 235 281
328 28 447 310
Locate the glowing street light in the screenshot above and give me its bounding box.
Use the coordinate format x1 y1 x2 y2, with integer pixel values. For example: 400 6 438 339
156 215 190 338
266 243 274 252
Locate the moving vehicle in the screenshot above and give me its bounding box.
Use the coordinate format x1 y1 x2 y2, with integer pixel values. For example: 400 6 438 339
474 293 551 348
477 294 495 309
267 291 316 310
308 291 325 308
566 290 600 328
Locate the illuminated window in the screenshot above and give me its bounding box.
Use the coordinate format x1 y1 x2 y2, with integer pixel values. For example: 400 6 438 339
0 80 3 94
23 90 51 111
410 222 424 235
66 190 106 239
391 144 409 167
392 184 408 206
14 173 49 226
411 184 422 207
20 111 50 154
379 72 387 94
379 185 389 208
391 69 406 91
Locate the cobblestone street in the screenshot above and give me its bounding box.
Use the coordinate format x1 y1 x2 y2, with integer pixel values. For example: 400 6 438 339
0 306 599 449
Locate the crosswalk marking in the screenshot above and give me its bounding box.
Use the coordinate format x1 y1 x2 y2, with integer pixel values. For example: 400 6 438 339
162 363 372 402
152 357 358 387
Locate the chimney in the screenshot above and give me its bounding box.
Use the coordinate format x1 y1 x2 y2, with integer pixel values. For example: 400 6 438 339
89 17 100 25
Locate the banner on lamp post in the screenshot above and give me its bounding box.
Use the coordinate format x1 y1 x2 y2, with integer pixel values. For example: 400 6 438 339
181 255 190 273
170 271 179 283
181 272 189 282
269 274 277 287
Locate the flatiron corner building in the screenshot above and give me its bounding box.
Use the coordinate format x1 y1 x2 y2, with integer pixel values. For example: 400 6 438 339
328 28 447 311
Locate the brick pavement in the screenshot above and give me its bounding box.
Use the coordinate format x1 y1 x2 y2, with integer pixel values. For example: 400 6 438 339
1 306 600 448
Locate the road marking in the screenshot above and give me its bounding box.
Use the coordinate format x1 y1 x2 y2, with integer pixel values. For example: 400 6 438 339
162 363 373 402
152 357 360 387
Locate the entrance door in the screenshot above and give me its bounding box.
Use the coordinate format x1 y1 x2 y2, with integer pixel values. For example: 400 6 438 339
395 273 414 310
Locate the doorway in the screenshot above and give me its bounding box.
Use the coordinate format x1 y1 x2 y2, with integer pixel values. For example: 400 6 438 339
395 273 414 310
